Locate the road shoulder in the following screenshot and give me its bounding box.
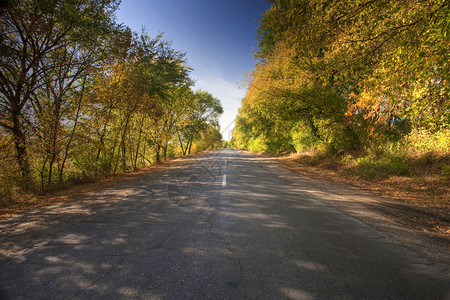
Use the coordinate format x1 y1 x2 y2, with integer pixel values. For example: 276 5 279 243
246 151 450 267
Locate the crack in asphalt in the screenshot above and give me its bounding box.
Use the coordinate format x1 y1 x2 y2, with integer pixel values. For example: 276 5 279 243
69 256 127 300
2 150 448 299
176 152 250 297
204 199 249 297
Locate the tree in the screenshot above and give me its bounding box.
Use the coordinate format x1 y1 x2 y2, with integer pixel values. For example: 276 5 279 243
0 0 120 185
0 2 224 201
234 0 449 154
178 90 223 155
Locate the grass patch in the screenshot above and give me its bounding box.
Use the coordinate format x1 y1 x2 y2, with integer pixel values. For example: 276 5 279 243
293 149 448 182
353 154 409 180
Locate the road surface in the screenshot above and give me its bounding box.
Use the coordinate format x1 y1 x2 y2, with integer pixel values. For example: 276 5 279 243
0 149 449 299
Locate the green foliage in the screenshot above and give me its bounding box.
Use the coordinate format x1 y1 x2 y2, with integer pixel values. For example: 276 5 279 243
177 90 223 156
355 154 409 180
442 164 450 176
193 125 223 152
291 124 320 153
233 0 449 164
0 0 122 185
247 135 267 153
405 128 450 153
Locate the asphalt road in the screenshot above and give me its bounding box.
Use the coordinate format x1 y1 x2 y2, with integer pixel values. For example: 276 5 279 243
0 149 449 299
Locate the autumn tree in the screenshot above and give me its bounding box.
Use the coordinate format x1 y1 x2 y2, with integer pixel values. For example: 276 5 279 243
0 0 120 186
234 0 449 154
0 1 223 203
178 90 223 155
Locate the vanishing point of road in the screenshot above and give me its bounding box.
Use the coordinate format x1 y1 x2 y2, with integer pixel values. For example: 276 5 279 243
0 149 449 299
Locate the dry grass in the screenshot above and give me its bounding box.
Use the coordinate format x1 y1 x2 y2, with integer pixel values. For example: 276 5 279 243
280 152 449 206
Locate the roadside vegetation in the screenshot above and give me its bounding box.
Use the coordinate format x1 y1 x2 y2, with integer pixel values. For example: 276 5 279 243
230 0 449 206
0 0 223 209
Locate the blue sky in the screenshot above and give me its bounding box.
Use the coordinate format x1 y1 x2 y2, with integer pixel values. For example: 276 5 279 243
115 0 271 140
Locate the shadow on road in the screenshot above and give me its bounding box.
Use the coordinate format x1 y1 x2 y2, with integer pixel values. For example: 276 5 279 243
0 150 448 299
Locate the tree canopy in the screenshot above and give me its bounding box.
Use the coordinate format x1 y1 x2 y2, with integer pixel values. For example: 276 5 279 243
232 0 449 154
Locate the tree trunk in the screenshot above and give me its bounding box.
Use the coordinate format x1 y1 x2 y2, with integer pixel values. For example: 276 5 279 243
306 115 320 139
47 94 64 187
12 110 31 185
155 144 161 164
47 119 58 187
95 106 113 168
115 112 131 174
142 144 146 165
134 116 145 170
178 133 187 156
112 129 120 175
188 140 192 154
39 156 49 191
121 116 131 172
163 144 168 161
59 79 85 182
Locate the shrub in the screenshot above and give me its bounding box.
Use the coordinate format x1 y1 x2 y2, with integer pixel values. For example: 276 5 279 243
354 153 408 180
292 125 320 153
442 164 450 176
247 135 266 152
405 128 450 154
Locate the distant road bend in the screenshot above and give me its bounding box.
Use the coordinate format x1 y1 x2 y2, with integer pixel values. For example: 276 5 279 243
0 149 449 299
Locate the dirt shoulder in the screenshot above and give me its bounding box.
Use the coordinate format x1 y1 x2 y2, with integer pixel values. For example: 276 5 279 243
0 157 189 218
267 153 449 265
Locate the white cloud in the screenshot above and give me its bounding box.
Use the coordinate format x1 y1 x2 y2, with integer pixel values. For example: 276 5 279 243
193 71 245 141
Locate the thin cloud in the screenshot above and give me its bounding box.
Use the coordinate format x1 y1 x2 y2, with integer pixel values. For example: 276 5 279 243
193 72 244 140
196 75 244 104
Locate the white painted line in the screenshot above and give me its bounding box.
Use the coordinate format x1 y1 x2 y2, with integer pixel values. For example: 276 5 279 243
222 174 227 187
